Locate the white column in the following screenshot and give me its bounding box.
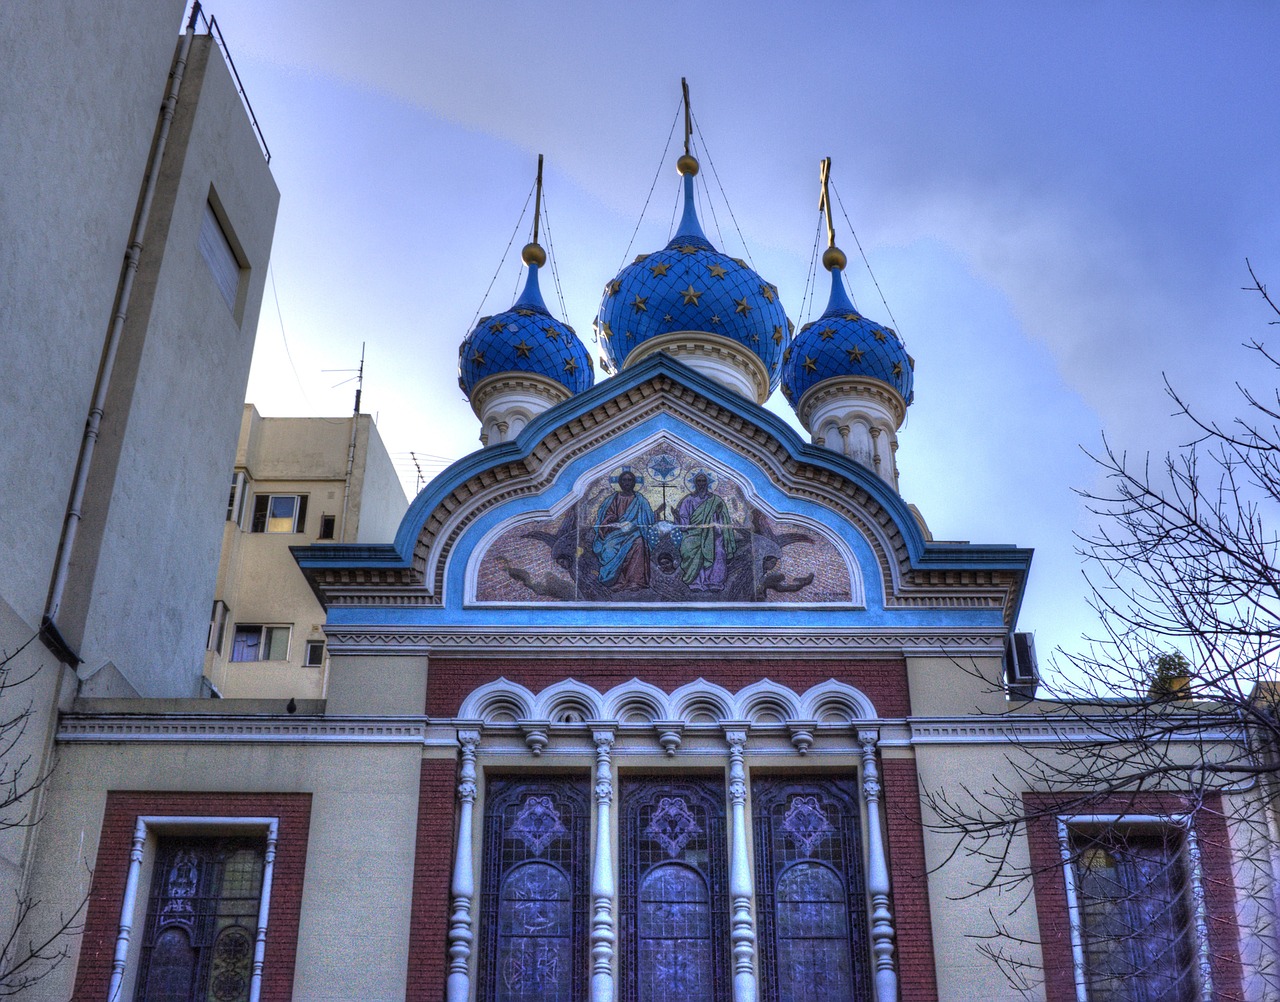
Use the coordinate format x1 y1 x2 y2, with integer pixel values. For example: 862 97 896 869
859 728 899 1002
248 818 279 1002
591 729 617 1002
447 730 481 1002
725 728 757 1002
107 816 148 1001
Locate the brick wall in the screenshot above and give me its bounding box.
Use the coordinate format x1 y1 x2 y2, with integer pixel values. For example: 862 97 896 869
406 759 457 1001
1025 792 1244 1002
426 657 910 718
883 757 940 1001
73 791 311 1001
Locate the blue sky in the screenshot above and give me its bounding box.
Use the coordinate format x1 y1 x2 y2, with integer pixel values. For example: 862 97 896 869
215 1 1280 671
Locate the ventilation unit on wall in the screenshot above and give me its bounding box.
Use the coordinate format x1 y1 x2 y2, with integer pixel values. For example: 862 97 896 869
1004 631 1040 700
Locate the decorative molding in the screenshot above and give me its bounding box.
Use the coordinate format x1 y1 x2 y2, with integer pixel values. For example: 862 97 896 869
325 626 1009 657
909 716 1243 745
57 715 429 744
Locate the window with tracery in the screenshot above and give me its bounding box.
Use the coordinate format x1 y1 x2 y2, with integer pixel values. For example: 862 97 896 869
479 777 590 1002
620 777 731 1002
752 778 872 1002
1070 827 1196 1002
134 837 264 1002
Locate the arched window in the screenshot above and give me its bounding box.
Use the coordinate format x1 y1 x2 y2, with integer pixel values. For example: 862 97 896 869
479 778 589 1002
620 778 730 1002
752 779 871 1002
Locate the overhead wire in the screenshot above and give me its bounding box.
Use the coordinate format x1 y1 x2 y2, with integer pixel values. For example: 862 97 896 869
796 217 823 335
267 263 311 406
540 186 570 322
619 100 682 271
691 112 754 269
831 181 902 337
468 179 535 334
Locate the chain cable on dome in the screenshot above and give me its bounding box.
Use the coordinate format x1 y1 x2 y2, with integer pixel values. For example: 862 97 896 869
540 187 570 322
796 216 823 337
691 111 755 271
832 181 903 339
467 179 536 335
617 100 682 272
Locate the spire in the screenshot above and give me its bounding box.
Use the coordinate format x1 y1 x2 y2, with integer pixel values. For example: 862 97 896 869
673 78 708 243
515 153 549 311
818 156 853 312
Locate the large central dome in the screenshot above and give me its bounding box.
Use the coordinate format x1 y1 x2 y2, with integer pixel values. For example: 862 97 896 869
596 161 790 404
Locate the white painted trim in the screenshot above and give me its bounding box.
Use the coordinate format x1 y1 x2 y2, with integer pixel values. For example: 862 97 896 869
107 816 278 1002
1056 812 1211 1002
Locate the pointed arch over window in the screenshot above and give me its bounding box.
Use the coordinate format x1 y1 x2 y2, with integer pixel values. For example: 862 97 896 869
752 778 872 1002
479 778 590 1002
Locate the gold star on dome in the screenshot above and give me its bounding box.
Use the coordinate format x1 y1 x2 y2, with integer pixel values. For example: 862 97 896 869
847 346 864 363
489 320 506 333
680 285 703 306
471 350 486 366
802 355 817 374
565 357 578 375
677 244 700 255
606 280 622 297
873 328 887 342
514 340 532 358
760 284 776 302
892 362 903 376
707 263 728 279
625 330 635 340
818 327 836 341
732 257 747 268
734 297 752 316
632 295 648 313
843 312 861 322
543 326 560 342
772 326 784 345
634 254 650 264
799 322 813 334
787 319 795 334
515 307 536 317
782 346 792 363
710 314 722 325
649 262 670 277
782 381 791 397
599 322 612 339
751 333 760 343
663 314 674 323
907 355 915 370
587 355 594 370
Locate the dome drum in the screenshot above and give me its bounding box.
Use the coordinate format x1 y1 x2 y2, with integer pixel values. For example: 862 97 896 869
797 375 905 488
470 372 573 446
622 329 771 403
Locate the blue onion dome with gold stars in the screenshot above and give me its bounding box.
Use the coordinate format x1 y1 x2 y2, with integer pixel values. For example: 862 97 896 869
781 258 914 409
595 156 790 395
458 246 594 400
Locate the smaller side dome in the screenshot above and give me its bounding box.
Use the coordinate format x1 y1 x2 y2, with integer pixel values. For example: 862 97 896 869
458 255 594 446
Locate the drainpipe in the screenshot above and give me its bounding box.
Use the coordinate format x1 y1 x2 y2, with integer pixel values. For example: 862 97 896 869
41 10 200 663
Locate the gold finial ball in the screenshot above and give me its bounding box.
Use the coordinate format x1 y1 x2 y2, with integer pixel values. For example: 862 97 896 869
676 153 700 177
521 242 547 267
822 245 848 272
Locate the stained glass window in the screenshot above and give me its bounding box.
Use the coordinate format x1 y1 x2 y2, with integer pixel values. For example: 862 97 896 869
1071 828 1196 1002
620 778 730 1002
752 778 872 1002
479 778 590 1002
134 838 264 1002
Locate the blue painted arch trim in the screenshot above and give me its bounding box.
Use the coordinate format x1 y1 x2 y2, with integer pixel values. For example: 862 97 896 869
293 353 1033 621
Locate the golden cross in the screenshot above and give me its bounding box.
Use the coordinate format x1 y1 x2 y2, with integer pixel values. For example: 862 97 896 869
682 77 692 158
819 157 835 250
532 153 544 246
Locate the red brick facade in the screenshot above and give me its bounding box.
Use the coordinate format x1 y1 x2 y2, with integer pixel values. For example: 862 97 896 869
1025 792 1244 1002
407 759 458 1001
72 791 312 1002
883 757 940 1001
426 656 911 718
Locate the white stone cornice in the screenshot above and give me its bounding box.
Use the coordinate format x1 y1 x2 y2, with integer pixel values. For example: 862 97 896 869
908 715 1243 745
57 714 430 744
325 625 1009 657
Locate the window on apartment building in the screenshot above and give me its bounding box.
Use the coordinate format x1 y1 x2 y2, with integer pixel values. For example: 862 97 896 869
226 472 247 525
207 602 230 654
303 640 325 668
250 494 307 534
478 777 590 1002
318 514 336 540
133 836 265 1002
199 199 242 313
230 625 289 663
1069 826 1196 1002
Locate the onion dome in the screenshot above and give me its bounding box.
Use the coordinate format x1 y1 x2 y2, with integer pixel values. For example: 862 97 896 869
783 158 913 489
595 156 790 404
781 265 914 409
458 206 594 446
